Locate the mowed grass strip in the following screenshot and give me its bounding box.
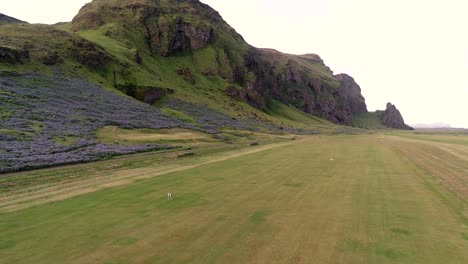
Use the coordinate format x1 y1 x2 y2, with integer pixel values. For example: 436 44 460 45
1 135 468 263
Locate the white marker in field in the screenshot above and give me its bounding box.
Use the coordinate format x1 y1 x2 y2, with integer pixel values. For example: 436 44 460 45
167 192 173 200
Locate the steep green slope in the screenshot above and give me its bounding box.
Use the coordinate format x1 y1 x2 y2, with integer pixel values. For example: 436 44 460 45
0 23 121 86
67 0 369 125
265 99 335 131
353 112 388 130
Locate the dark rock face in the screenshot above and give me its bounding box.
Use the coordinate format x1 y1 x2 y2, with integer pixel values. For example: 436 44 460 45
134 49 143 64
334 74 368 114
238 48 367 125
176 68 195 84
70 4 104 30
380 103 413 130
72 0 216 56
139 87 175 105
0 13 27 24
137 1 218 56
143 17 213 56
40 51 63 66
67 38 111 69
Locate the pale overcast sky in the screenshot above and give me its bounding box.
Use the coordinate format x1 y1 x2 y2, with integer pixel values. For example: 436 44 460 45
1 0 467 127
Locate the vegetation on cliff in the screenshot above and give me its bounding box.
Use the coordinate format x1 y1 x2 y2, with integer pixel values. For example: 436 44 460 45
0 0 413 171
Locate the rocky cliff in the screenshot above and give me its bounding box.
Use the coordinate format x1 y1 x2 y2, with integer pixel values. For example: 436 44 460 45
71 0 240 56
236 48 370 125
379 103 413 130
334 74 368 114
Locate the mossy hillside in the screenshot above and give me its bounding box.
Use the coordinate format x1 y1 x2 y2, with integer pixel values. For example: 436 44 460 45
0 24 122 90
161 107 199 126
255 49 339 87
265 100 336 131
0 22 334 133
70 0 354 124
0 0 366 131
71 0 249 58
74 23 336 131
69 0 248 91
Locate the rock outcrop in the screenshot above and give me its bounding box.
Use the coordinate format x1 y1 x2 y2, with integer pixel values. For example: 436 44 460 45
334 74 368 114
143 17 214 56
238 49 370 125
379 103 413 130
72 0 219 56
67 38 112 69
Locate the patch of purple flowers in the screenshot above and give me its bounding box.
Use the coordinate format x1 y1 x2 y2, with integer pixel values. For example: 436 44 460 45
0 73 187 173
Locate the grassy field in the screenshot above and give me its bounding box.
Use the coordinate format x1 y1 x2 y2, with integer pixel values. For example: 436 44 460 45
352 112 388 130
96 126 216 145
1 133 468 263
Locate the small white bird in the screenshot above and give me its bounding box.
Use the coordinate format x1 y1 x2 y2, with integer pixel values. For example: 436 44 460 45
167 192 173 200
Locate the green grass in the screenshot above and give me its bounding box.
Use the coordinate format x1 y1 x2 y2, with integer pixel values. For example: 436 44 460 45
193 46 218 74
28 121 44 134
95 126 215 146
52 136 79 146
161 107 199 126
78 24 143 65
0 129 29 138
353 112 387 129
1 134 468 263
0 136 288 195
265 99 335 130
0 107 12 119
